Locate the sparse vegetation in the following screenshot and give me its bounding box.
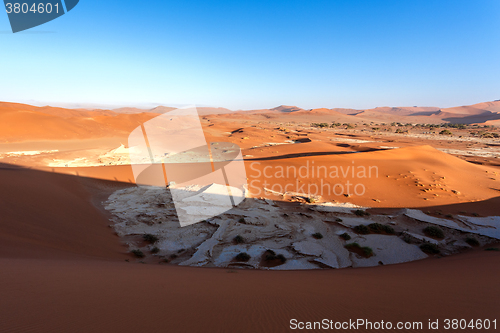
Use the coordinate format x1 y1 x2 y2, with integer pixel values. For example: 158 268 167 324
143 233 159 244
439 129 453 135
235 252 251 262
345 243 373 258
465 237 480 247
403 234 413 244
238 217 246 223
485 247 499 251
368 223 395 234
312 232 324 239
339 232 351 240
354 209 370 217
423 226 445 239
353 224 370 235
131 249 145 258
150 246 160 254
263 250 287 263
233 235 245 244
420 243 440 254
311 122 329 128
306 197 316 203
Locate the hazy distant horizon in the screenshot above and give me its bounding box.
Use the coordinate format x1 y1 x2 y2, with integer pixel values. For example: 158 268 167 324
3 97 498 113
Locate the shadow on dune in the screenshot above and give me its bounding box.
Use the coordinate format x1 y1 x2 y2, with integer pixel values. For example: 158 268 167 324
443 111 500 124
245 148 383 161
0 162 133 260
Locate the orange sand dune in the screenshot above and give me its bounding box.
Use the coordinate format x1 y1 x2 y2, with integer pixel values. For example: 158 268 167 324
0 164 128 260
2 100 500 144
0 165 498 332
30 144 500 216
245 145 500 212
0 102 158 142
443 100 500 115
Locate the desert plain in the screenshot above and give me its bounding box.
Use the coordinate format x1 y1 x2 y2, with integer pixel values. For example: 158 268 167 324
1 100 499 332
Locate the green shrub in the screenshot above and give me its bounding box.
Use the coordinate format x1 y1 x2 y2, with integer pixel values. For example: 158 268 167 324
353 224 370 234
465 237 480 246
131 249 145 258
238 217 246 223
362 246 373 257
485 247 500 251
368 223 395 234
354 209 370 216
312 232 323 239
339 233 351 240
143 233 159 244
420 243 440 254
423 226 445 239
233 235 245 244
345 243 373 258
235 252 251 262
311 122 329 128
439 129 453 135
150 246 160 254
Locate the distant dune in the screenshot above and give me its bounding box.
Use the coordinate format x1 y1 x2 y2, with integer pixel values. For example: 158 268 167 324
0 102 159 142
1 100 499 143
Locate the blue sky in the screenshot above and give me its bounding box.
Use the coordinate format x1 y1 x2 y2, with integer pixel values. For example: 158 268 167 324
1 0 499 110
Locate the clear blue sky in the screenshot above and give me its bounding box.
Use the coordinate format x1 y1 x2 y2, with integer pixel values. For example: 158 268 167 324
1 0 499 110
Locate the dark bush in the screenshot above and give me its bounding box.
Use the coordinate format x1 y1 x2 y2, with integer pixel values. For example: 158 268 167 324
344 243 373 258
339 233 351 240
233 235 245 244
353 224 370 235
264 249 276 260
485 247 499 251
264 250 287 263
312 232 323 239
235 252 251 262
465 237 480 246
354 209 370 217
150 246 160 254
420 243 440 254
143 233 159 244
368 223 395 234
423 226 445 239
131 249 145 258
